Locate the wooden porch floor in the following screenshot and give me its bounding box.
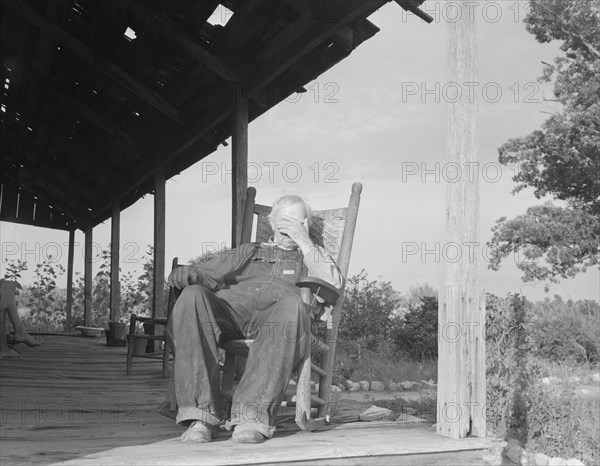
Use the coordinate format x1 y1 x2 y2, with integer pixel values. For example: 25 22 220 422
1 335 505 466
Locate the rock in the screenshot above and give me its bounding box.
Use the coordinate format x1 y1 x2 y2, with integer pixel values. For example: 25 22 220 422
534 452 550 466
541 377 551 385
388 381 399 391
505 439 524 464
330 384 341 393
359 405 392 421
347 381 361 392
400 381 414 390
547 458 565 466
564 459 584 466
591 372 600 383
420 379 436 387
483 446 504 466
335 383 345 392
358 380 370 391
370 381 385 392
396 413 426 423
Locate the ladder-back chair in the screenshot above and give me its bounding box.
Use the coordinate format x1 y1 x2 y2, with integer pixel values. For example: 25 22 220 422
220 182 362 431
125 258 178 377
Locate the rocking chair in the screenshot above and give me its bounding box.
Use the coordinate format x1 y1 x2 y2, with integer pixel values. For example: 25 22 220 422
219 183 362 431
137 183 362 432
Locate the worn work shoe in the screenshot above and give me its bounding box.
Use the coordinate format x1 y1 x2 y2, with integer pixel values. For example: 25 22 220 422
181 421 216 443
231 425 266 444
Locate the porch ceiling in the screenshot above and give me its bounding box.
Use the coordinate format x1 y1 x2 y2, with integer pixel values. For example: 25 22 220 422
0 0 427 231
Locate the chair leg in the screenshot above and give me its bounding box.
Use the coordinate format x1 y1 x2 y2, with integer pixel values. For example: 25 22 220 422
221 351 237 419
125 315 136 375
295 332 326 431
162 339 170 378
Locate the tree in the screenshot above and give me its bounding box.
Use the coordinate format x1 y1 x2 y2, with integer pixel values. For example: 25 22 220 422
394 296 438 361
487 0 600 285
339 270 402 351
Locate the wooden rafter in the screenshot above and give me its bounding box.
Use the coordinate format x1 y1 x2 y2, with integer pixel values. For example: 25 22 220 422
2 130 107 212
8 0 184 125
1 0 415 231
248 0 387 95
87 0 388 226
123 0 243 83
0 93 124 187
1 170 83 225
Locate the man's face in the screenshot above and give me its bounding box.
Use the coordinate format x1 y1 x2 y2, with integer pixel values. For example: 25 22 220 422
273 202 308 248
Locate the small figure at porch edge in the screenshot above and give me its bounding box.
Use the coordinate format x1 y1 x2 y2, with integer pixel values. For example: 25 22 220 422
167 194 341 444
0 279 41 358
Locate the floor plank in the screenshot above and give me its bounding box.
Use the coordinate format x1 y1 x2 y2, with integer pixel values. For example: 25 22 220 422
1 335 504 465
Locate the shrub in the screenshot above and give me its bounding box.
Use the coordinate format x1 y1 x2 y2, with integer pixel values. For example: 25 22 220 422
394 296 438 361
531 296 600 364
485 293 537 440
339 270 402 352
526 377 599 465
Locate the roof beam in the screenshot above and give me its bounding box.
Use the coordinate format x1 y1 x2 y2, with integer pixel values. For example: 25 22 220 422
2 129 110 211
2 145 92 222
3 55 145 152
394 0 434 23
0 92 125 187
1 177 80 228
248 0 388 95
123 0 243 82
9 0 184 125
87 108 223 226
46 85 143 151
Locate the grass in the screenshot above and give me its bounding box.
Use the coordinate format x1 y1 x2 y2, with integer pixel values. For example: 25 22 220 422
332 340 437 385
524 360 600 465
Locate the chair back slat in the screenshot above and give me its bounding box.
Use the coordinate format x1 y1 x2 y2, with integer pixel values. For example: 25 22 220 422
253 206 348 264
243 183 362 271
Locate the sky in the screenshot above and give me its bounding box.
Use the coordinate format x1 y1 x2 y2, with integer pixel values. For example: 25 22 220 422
1 1 598 303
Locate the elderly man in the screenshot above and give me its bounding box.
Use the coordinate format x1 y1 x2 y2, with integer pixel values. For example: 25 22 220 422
168 194 341 444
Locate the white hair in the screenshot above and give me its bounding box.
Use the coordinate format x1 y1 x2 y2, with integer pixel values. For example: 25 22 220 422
268 195 313 229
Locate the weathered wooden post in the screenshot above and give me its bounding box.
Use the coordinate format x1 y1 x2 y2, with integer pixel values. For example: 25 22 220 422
64 228 75 331
437 1 486 438
231 87 248 248
110 198 120 323
83 223 93 326
153 155 166 319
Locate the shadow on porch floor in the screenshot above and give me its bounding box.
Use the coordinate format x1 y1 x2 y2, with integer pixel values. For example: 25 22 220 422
0 335 505 465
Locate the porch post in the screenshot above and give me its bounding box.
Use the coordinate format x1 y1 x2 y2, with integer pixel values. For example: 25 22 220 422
231 88 248 248
83 223 93 326
437 1 486 438
153 155 166 319
110 199 121 322
64 228 75 330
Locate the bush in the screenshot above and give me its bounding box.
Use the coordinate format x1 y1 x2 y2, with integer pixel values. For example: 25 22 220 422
339 270 402 352
486 293 537 440
485 293 599 464
394 296 438 361
531 296 600 364
525 377 599 465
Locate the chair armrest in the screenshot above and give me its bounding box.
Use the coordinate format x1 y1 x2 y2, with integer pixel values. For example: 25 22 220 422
295 277 340 306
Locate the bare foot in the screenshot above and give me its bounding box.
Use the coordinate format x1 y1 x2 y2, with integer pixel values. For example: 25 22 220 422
14 331 41 347
0 347 23 358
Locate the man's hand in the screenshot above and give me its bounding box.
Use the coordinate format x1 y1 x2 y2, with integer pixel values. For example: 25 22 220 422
168 265 198 289
277 215 312 251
